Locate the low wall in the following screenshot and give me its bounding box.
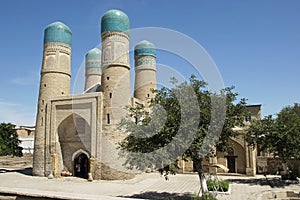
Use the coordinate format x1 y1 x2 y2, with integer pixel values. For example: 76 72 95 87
257 156 300 175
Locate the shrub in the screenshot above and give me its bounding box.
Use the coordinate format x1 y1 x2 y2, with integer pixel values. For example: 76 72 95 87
282 162 300 180
207 180 229 192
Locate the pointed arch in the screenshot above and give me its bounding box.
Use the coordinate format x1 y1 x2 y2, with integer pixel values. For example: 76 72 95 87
57 114 91 173
72 149 90 161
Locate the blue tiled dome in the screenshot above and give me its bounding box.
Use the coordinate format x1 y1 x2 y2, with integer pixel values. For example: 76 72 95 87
101 9 130 35
44 22 72 46
134 40 156 57
86 48 101 61
85 48 101 73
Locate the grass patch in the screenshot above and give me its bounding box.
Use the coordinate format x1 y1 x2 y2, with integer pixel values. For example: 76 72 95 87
207 180 229 192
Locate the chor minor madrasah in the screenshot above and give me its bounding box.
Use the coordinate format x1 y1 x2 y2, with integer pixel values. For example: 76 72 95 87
33 9 157 180
33 9 258 180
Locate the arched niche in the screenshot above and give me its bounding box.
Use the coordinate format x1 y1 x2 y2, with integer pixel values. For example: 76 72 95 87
57 114 91 173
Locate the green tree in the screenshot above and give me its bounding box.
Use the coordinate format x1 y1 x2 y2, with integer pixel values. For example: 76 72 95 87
246 103 300 175
0 122 22 157
119 75 247 193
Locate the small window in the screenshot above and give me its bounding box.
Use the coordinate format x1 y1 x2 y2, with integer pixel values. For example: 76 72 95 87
147 94 150 98
44 84 46 87
107 77 110 80
110 93 112 98
245 116 251 122
107 113 110 124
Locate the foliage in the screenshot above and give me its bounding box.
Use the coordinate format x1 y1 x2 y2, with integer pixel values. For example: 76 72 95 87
0 122 22 157
246 103 300 161
282 162 300 180
119 75 247 190
207 180 229 192
193 192 217 200
245 115 275 153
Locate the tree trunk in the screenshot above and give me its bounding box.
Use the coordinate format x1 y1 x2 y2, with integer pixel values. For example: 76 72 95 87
199 172 208 193
282 162 288 175
194 158 208 195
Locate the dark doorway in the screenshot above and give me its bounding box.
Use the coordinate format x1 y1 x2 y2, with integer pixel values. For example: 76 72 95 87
74 153 89 179
226 156 237 173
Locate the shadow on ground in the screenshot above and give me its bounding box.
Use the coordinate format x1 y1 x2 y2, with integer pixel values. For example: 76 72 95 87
0 167 32 176
226 176 299 188
120 191 193 200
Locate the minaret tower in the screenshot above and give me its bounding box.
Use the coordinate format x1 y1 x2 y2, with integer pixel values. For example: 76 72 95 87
85 48 102 91
134 40 157 102
101 10 131 133
33 22 72 176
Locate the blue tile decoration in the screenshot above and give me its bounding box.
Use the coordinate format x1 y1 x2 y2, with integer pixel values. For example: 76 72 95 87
136 59 155 66
101 9 130 35
134 40 156 57
86 48 101 61
86 48 102 72
44 22 72 46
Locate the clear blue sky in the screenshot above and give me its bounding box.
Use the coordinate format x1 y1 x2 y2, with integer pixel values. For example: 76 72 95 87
0 0 299 126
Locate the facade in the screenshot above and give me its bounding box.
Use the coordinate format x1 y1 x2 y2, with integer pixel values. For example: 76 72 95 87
178 105 261 176
33 9 157 180
16 126 35 154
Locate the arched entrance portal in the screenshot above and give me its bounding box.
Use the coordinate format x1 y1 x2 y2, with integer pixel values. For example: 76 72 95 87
74 153 89 179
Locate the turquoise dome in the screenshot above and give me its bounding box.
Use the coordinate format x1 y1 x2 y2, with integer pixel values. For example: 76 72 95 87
86 48 101 61
85 48 101 73
101 9 130 35
134 40 156 57
44 22 72 46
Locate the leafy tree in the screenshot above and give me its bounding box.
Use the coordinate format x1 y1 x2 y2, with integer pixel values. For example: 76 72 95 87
119 75 247 193
0 122 22 157
246 115 275 152
246 103 300 175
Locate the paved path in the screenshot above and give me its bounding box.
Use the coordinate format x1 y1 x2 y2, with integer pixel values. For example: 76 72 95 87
0 171 299 199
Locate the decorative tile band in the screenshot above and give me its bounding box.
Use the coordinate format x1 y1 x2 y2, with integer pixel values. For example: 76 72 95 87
101 31 129 40
134 49 156 57
44 42 71 55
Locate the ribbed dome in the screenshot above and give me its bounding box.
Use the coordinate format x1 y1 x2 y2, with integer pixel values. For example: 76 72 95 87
101 9 130 35
44 22 72 46
85 48 101 61
134 40 156 57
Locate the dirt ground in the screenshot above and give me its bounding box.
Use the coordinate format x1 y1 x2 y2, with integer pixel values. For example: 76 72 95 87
0 154 33 171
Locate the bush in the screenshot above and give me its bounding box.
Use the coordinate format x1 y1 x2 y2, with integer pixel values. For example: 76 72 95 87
207 180 229 192
282 163 300 180
193 192 217 200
